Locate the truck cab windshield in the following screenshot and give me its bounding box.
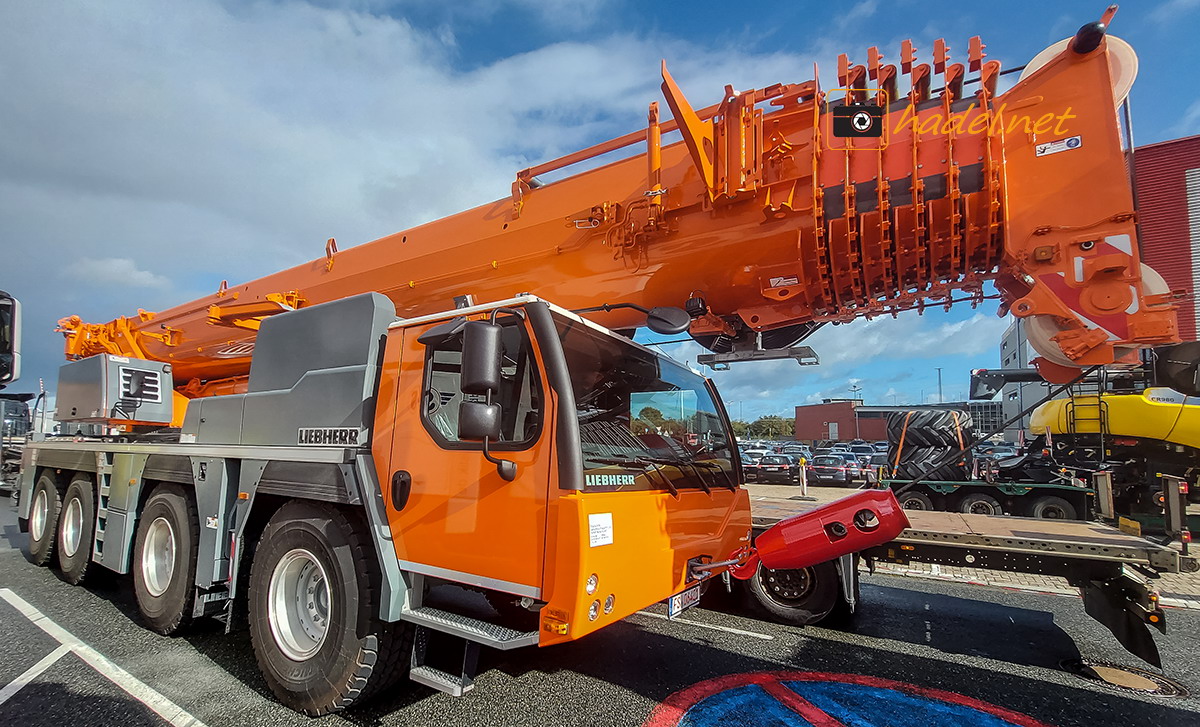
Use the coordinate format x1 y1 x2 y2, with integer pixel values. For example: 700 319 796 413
555 314 735 492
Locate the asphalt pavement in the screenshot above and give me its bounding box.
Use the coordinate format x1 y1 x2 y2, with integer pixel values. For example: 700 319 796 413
1 495 1198 727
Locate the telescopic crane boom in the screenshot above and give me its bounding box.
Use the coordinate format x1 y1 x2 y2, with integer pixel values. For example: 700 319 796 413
58 12 1178 418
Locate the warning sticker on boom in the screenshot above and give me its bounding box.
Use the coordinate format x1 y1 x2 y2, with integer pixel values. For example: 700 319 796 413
1035 136 1082 157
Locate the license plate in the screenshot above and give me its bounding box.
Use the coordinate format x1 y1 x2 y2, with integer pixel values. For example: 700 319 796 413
766 467 781 471
667 584 702 619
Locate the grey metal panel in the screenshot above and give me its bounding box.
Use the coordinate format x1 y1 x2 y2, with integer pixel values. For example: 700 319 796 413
180 292 395 447
26 440 352 463
192 457 237 586
239 366 372 447
55 355 174 424
142 453 195 485
256 460 354 504
249 292 394 393
352 453 407 621
186 396 245 448
29 447 100 474
99 453 148 573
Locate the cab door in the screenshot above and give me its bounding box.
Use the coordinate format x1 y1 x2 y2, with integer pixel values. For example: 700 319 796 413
382 311 552 598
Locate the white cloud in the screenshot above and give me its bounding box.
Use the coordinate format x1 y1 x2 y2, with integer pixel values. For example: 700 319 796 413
66 258 172 290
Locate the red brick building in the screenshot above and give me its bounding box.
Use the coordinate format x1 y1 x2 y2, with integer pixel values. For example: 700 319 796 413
794 400 887 443
1134 135 1200 341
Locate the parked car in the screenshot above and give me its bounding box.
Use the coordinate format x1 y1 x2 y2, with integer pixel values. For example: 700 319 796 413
808 453 857 485
872 441 889 452
830 443 852 452
741 448 772 461
741 453 760 482
756 454 801 484
976 445 1018 461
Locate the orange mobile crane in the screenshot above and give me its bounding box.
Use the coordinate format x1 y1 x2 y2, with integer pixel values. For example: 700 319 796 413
14 7 1182 715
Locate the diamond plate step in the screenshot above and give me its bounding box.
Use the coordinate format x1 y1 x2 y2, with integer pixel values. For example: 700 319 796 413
400 606 538 650
409 665 473 697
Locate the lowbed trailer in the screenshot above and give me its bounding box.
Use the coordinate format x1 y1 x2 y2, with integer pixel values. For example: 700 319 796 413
748 493 1198 667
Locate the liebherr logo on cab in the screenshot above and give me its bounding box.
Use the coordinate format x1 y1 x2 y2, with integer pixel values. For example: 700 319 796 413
298 427 360 446
585 473 637 487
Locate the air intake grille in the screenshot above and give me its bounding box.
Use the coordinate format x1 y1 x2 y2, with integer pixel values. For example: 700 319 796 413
119 367 162 403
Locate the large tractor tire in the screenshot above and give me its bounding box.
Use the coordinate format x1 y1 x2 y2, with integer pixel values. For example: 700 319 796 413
891 446 971 482
57 473 96 585
133 484 199 635
887 409 975 448
249 500 411 715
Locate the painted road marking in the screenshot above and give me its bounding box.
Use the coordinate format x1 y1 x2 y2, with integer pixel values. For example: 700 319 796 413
643 671 1054 727
0 588 207 727
0 644 70 706
635 610 775 641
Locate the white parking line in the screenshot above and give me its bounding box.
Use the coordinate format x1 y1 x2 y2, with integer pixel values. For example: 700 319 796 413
0 644 70 706
635 610 775 640
0 588 207 727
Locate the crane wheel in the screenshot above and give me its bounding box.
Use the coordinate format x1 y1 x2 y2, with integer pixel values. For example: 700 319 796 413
745 560 838 626
133 484 198 635
249 501 412 716
27 471 62 566
57 473 96 585
956 493 1003 516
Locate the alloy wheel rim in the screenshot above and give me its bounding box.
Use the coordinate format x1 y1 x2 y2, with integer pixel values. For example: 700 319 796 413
142 516 176 597
62 497 83 557
267 548 331 661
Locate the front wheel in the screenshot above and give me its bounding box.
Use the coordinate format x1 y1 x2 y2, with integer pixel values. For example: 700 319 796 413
249 501 411 715
745 560 839 626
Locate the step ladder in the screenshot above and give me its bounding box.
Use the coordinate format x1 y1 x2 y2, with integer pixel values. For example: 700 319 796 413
399 576 539 696
1065 374 1109 463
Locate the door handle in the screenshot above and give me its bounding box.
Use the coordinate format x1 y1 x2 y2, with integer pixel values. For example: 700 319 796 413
391 470 412 511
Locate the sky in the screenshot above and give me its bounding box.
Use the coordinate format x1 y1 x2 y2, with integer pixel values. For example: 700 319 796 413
3 0 1199 423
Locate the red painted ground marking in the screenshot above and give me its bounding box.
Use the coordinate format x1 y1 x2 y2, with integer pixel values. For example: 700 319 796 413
642 671 1056 727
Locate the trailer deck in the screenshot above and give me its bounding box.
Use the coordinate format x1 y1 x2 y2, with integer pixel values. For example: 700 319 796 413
749 492 1198 666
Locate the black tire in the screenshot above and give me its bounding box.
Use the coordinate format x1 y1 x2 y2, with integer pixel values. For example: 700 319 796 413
249 501 412 715
892 446 970 481
887 409 974 448
132 484 198 635
27 471 62 566
957 492 1004 516
1029 495 1077 520
897 490 935 511
57 473 96 585
745 560 839 626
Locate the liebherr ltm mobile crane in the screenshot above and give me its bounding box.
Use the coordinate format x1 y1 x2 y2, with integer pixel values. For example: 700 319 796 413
12 7 1193 715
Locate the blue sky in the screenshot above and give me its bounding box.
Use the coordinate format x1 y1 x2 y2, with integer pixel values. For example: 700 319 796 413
3 0 1198 421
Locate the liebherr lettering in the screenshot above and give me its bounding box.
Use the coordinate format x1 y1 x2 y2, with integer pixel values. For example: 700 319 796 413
297 427 360 445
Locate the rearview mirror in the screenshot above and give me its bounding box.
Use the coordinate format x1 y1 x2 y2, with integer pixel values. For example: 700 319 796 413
646 306 691 335
0 291 20 387
461 320 503 394
458 401 501 441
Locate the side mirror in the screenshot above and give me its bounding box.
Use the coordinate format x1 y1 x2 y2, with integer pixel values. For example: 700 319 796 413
461 320 503 394
0 292 20 387
458 401 501 441
646 306 691 335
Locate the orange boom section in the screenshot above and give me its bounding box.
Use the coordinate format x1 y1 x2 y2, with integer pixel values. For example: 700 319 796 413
59 16 1177 396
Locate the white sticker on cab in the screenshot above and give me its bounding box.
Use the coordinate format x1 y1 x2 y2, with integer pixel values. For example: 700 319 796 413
588 512 614 548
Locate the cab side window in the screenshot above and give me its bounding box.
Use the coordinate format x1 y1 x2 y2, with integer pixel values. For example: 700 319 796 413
421 320 543 450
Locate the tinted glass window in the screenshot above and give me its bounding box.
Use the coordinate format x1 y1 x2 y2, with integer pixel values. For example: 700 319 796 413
422 319 542 449
761 456 789 465
813 456 844 466
556 315 734 492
